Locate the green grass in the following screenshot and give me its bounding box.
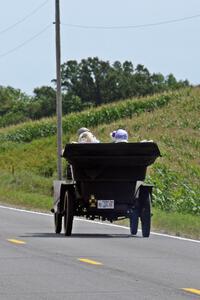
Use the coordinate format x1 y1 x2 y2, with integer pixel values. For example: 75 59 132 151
0 87 199 239
0 171 52 211
0 189 51 211
115 208 200 240
151 208 200 239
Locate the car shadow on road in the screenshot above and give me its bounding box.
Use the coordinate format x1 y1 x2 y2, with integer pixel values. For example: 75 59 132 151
20 232 142 239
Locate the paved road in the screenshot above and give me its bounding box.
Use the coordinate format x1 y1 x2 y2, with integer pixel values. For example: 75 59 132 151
0 205 199 300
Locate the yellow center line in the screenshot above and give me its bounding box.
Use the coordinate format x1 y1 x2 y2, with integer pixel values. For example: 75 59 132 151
7 239 26 245
182 288 200 296
78 258 103 265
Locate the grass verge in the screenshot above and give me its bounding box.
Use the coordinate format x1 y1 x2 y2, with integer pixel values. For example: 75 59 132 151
0 171 52 212
115 208 200 240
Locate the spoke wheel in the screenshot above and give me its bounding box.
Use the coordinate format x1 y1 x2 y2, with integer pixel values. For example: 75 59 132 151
64 190 74 236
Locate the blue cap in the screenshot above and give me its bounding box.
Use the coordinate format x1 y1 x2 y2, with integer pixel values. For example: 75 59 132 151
115 129 128 143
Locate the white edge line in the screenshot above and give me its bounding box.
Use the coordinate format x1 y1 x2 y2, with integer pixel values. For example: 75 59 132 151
0 205 50 216
0 205 199 244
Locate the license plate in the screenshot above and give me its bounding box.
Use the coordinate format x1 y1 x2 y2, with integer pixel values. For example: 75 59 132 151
97 200 114 209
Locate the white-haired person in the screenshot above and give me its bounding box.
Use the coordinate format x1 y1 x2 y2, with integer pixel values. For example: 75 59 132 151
66 127 99 180
77 127 100 143
77 127 90 136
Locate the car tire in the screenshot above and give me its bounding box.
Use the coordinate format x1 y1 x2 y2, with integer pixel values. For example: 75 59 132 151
54 212 62 234
64 190 74 236
140 194 151 238
130 208 139 235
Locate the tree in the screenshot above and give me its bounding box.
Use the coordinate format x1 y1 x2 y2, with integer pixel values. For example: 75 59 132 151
0 86 31 126
165 74 178 90
150 73 166 93
32 86 56 118
62 93 83 114
1 57 190 128
0 86 29 116
133 64 152 96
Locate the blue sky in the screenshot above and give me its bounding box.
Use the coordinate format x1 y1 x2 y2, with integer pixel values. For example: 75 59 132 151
0 0 200 95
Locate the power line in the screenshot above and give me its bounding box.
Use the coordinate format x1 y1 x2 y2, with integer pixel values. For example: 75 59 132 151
0 24 52 58
0 0 50 35
62 13 200 30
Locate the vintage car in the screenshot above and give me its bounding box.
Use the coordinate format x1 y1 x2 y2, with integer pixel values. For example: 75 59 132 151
52 142 161 237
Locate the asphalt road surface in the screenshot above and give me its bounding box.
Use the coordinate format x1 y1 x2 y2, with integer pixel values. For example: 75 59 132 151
0 205 199 300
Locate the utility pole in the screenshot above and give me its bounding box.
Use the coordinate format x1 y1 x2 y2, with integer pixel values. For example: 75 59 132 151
55 0 62 180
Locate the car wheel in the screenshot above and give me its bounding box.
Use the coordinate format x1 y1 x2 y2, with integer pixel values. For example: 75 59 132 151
140 195 151 238
64 190 74 236
130 208 139 235
54 212 62 234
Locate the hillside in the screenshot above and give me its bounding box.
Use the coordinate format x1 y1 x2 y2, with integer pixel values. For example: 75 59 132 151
0 87 199 238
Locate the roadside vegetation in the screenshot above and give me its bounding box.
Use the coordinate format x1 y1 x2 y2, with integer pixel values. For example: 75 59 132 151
0 87 199 239
0 90 185 143
0 57 189 128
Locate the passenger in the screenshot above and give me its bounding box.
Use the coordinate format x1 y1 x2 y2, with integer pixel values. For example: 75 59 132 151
111 128 153 143
78 130 100 143
77 127 90 136
114 129 128 143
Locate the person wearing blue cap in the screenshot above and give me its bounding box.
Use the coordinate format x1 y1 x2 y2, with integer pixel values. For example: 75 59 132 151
114 129 128 143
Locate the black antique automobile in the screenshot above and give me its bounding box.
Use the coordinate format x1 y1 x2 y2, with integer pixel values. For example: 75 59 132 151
52 142 161 237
